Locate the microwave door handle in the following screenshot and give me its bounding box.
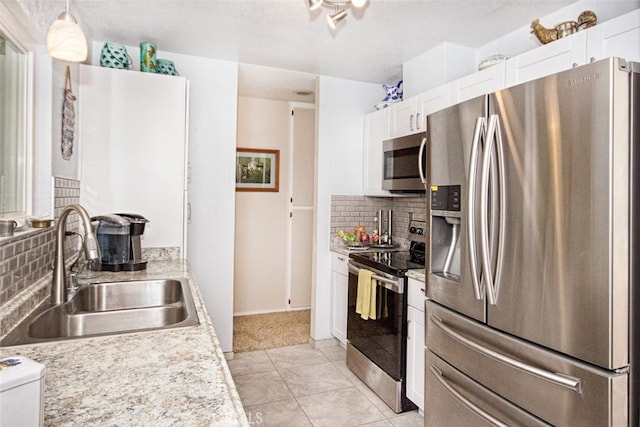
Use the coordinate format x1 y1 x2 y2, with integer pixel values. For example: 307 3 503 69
429 366 511 427
467 117 486 300
418 137 427 186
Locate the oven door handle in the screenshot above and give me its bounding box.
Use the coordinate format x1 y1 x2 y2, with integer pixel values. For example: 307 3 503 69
348 262 404 294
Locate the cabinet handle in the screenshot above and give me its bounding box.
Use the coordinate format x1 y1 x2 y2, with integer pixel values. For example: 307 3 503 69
416 113 422 130
420 288 425 293
337 257 345 261
410 114 415 131
407 320 411 340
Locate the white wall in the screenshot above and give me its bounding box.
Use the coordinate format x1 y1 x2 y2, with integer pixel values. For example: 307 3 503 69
179 54 238 353
90 42 239 352
312 76 380 341
234 97 290 315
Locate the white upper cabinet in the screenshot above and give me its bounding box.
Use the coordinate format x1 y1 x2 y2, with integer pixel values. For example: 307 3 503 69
504 9 640 88
363 108 394 196
79 66 188 253
505 30 587 87
586 9 640 63
452 61 507 104
390 96 420 138
417 84 452 127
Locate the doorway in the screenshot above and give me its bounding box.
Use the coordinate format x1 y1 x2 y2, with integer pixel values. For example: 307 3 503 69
232 65 317 352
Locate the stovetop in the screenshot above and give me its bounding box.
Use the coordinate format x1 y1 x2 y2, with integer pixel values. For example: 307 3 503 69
349 242 425 276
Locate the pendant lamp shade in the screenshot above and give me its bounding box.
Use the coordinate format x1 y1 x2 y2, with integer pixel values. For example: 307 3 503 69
47 11 88 62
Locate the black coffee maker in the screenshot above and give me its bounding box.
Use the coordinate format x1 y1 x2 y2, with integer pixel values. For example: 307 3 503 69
93 213 149 271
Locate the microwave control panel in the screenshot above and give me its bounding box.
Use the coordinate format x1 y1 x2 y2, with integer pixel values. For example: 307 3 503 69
430 185 461 211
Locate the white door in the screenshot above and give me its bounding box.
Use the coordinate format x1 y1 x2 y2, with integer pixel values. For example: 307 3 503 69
288 104 315 309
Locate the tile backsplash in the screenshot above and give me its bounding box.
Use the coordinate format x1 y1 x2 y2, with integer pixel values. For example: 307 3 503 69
0 177 80 307
330 195 426 242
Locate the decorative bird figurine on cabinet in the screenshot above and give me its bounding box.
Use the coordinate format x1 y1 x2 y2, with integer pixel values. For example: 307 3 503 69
530 19 558 44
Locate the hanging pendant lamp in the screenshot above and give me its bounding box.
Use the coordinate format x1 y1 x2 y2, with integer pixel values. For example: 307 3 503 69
47 0 88 62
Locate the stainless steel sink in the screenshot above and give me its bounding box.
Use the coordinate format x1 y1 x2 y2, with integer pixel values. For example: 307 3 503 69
0 278 200 346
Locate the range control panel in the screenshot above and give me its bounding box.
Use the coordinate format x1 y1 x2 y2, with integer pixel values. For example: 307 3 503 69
430 185 461 211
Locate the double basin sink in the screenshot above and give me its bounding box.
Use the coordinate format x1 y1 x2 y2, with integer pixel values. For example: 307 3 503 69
0 278 200 346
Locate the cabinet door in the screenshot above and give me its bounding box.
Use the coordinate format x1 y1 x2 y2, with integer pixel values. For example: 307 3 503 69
586 9 640 63
330 253 349 343
418 84 452 128
390 96 418 137
407 305 425 411
363 109 392 196
505 30 587 87
453 61 506 104
79 66 188 251
408 277 426 310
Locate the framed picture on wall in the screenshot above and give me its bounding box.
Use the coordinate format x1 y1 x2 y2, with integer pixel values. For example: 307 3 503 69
235 148 280 192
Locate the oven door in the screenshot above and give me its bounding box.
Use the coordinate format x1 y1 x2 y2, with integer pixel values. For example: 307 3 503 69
347 260 407 380
382 133 427 192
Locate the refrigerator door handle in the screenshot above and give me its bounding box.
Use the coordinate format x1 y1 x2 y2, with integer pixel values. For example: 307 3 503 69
431 314 583 393
418 137 427 186
482 114 507 305
430 365 510 427
479 113 496 304
467 116 486 300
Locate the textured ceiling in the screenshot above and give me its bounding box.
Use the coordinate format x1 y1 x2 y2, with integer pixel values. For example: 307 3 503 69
12 0 636 101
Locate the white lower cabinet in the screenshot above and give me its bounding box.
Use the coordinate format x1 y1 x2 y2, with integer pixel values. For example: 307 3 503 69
407 277 426 412
330 252 349 344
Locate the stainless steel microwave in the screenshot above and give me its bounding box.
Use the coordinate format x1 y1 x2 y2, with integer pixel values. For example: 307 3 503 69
382 133 427 193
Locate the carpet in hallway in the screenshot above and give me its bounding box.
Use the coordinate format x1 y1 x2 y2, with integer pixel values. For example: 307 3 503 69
233 310 310 353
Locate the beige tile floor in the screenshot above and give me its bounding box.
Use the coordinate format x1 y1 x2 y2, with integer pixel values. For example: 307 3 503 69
228 342 424 427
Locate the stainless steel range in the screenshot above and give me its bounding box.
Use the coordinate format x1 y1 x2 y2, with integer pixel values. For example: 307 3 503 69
346 222 425 413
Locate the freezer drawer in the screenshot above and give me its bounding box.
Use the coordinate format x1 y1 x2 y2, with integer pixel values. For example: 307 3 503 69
426 301 628 426
425 351 550 427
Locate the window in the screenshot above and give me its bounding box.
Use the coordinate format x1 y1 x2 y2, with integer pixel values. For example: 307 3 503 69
0 27 31 217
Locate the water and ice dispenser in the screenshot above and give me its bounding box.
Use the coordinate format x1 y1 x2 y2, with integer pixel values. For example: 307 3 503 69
430 185 461 281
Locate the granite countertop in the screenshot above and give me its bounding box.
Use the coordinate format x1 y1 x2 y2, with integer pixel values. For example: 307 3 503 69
330 236 409 256
406 269 425 282
0 260 249 427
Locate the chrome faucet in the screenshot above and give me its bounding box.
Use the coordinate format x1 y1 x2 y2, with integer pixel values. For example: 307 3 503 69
51 204 100 304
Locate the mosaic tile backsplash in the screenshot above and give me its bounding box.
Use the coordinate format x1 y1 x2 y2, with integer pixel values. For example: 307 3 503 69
330 195 426 243
0 177 183 309
0 178 80 307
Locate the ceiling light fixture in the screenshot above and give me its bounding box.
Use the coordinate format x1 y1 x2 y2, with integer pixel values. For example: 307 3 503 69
309 0 369 30
47 0 88 62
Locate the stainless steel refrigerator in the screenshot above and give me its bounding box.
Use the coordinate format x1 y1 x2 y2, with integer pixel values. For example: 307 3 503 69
424 57 639 426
